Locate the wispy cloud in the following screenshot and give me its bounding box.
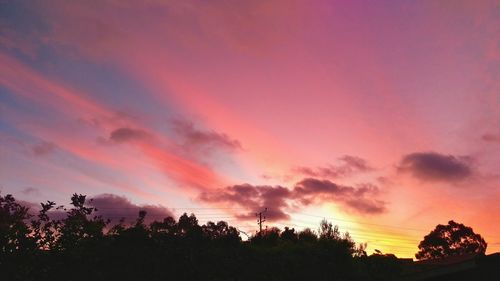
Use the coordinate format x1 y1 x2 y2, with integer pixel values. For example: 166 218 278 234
293 155 373 179
482 133 500 144
32 141 57 156
21 187 40 196
172 119 242 152
109 127 151 143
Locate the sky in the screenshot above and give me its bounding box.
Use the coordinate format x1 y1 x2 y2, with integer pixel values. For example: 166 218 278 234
1 0 499 258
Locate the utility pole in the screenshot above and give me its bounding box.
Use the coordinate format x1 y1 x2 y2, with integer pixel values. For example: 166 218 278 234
256 208 267 236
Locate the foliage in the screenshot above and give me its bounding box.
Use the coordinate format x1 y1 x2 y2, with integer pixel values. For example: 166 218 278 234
2 193 472 281
415 220 487 260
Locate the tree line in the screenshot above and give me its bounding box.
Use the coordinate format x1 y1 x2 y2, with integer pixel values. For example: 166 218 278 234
0 193 486 281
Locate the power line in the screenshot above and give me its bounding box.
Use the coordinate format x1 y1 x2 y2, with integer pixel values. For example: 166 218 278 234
294 213 427 232
293 212 500 238
47 211 500 254
287 219 422 242
83 208 500 237
273 221 417 244
49 208 500 241
272 222 419 251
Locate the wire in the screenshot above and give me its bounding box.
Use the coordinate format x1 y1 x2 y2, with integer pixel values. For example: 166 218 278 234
294 213 428 232
48 208 500 247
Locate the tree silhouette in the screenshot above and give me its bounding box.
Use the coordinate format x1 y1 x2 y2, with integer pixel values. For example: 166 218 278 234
0 194 34 254
57 194 107 250
415 220 487 260
318 219 341 240
280 227 298 242
202 221 240 243
0 192 420 281
298 227 317 242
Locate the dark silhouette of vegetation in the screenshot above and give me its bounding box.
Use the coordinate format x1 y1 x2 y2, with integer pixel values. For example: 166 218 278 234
0 193 414 280
416 220 487 260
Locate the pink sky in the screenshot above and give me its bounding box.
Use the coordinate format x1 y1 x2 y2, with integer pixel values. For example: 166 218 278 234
1 0 499 257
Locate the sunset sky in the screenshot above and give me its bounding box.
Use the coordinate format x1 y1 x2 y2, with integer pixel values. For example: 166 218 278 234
1 0 499 258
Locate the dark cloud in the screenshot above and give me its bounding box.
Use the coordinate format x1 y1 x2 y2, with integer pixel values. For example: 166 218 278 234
172 120 242 151
200 178 386 221
398 152 473 182
482 133 500 143
89 194 174 224
109 127 151 143
294 178 345 195
19 194 173 225
16 199 68 221
32 141 56 156
293 155 372 178
200 184 291 220
294 178 385 214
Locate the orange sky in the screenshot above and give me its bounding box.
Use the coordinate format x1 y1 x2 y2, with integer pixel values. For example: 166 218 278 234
1 0 499 258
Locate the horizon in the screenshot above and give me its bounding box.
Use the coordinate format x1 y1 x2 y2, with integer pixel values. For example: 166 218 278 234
1 0 499 258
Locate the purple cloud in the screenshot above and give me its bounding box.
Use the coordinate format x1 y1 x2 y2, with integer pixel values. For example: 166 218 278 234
200 178 386 221
89 194 173 224
294 178 385 214
19 194 173 225
398 152 473 182
172 119 242 151
200 184 291 220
